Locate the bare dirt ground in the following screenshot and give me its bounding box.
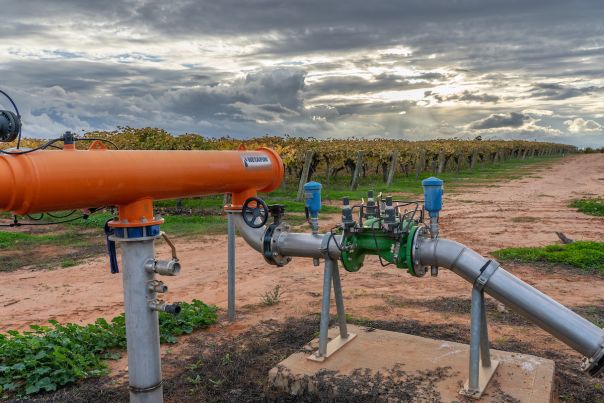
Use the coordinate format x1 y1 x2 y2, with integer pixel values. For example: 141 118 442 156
3 154 604 401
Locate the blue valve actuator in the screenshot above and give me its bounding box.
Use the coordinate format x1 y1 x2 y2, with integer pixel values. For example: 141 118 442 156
303 181 322 218
422 177 444 218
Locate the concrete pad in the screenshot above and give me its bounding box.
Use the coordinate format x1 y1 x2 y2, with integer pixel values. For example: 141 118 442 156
269 325 555 402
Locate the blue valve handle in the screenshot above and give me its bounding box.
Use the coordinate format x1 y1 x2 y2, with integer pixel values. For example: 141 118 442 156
104 219 119 274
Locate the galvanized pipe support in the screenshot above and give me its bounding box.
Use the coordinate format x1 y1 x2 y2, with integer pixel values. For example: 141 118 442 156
116 233 164 403
227 212 237 321
460 282 499 398
309 256 355 362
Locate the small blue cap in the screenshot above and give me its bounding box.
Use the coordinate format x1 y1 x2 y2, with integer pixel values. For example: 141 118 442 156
303 181 322 191
303 181 322 217
422 177 444 217
422 177 444 187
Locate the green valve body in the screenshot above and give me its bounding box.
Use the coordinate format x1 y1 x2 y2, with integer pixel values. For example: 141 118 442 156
340 218 418 274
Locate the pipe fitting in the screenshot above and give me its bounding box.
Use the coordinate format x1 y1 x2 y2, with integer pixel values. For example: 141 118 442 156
583 341 604 376
147 280 168 293
144 258 181 276
232 213 342 260
148 299 181 315
429 216 439 239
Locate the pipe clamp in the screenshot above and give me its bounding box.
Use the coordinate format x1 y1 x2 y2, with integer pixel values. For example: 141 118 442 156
474 260 500 291
320 232 332 260
129 380 163 394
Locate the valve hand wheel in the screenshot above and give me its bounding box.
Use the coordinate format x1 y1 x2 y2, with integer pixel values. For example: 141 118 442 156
242 197 269 228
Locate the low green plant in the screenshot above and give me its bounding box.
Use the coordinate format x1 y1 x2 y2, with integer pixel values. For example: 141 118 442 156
570 198 604 216
493 241 604 272
261 285 283 306
158 300 218 343
0 300 217 396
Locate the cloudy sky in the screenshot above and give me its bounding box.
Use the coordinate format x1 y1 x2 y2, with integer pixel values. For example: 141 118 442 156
1 0 603 147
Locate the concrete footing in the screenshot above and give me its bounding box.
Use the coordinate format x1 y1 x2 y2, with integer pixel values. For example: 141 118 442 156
268 325 555 402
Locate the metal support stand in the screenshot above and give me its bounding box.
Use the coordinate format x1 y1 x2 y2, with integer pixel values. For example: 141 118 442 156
460 286 500 398
308 257 356 362
118 235 164 403
227 212 236 321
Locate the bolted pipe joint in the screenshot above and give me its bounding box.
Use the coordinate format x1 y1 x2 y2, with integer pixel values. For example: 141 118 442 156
148 299 181 315
145 258 181 276
148 280 168 293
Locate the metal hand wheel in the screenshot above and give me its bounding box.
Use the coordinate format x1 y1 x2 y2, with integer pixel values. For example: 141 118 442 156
242 197 269 228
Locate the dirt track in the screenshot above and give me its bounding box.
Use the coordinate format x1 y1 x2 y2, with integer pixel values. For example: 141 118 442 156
1 154 603 368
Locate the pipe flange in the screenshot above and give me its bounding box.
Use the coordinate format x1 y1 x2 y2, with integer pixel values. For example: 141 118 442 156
263 222 292 267
411 226 428 277
582 340 604 376
108 234 161 243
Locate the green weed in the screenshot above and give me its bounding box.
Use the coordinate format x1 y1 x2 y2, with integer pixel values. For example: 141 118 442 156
261 285 283 306
493 241 604 272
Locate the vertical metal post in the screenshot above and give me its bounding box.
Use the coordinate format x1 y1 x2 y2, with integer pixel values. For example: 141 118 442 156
330 259 348 339
479 290 491 367
468 286 482 392
227 212 236 321
318 258 334 357
120 239 163 403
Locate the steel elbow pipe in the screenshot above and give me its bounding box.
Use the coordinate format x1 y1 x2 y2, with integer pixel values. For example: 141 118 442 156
231 213 342 259
231 213 264 253
415 236 604 376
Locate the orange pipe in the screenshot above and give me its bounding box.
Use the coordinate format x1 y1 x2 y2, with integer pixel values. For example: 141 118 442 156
0 147 283 226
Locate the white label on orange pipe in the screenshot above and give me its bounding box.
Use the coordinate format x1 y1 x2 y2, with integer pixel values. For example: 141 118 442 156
241 154 272 169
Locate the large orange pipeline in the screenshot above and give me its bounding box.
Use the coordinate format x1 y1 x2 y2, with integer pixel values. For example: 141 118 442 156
0 146 283 227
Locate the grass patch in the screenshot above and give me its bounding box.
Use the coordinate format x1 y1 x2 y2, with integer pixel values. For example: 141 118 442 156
570 198 604 216
160 215 226 236
0 232 60 249
0 300 217 397
60 258 78 268
68 211 227 237
493 241 604 272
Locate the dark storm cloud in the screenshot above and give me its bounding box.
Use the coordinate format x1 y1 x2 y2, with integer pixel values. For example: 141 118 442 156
306 73 439 98
332 101 415 117
529 83 603 100
468 112 531 130
0 59 220 94
161 68 306 120
426 90 500 104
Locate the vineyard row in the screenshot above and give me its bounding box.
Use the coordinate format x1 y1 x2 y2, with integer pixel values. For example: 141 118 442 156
4 127 575 190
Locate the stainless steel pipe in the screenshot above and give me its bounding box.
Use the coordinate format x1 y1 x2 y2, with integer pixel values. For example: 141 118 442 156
232 214 342 258
120 239 163 403
416 236 604 375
